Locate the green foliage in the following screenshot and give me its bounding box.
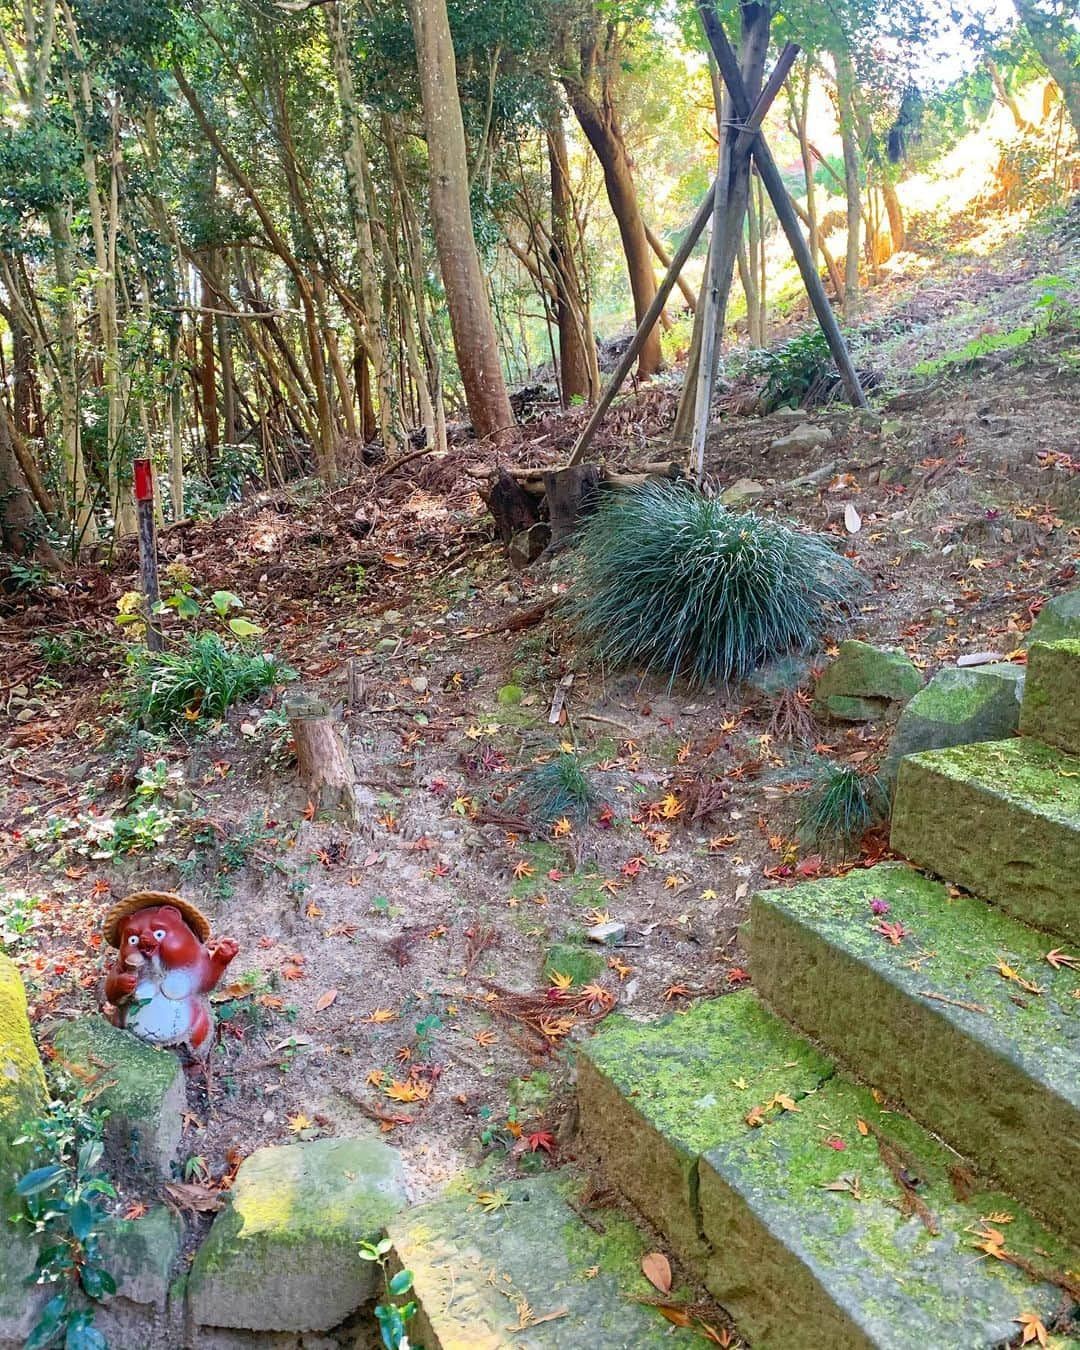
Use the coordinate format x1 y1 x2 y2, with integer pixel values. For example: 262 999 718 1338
32 633 94 670
123 631 293 732
12 1078 117 1350
509 753 597 826
358 1237 418 1350
749 329 835 411
797 764 887 857
567 483 864 689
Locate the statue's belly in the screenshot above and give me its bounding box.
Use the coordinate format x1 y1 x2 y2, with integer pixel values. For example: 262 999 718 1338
128 978 194 1044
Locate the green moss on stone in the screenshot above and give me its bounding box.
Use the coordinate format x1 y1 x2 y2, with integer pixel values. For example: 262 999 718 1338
543 942 604 987
1021 639 1080 755
814 640 922 711
1027 588 1080 646
749 865 1080 1243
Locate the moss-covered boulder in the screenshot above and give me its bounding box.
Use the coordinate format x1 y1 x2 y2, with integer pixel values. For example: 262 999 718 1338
0 955 48 1342
884 664 1024 785
890 738 1080 939
1027 587 1080 646
577 994 832 1268
52 1016 185 1177
188 1136 406 1332
98 1205 183 1308
749 866 1080 1245
1020 639 1080 755
701 1068 1078 1349
386 1174 695 1348
813 640 922 721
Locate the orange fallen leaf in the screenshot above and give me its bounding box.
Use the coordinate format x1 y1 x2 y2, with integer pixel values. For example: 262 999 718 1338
642 1251 672 1294
365 1007 398 1024
288 1112 313 1133
1015 1312 1048 1346
314 989 338 1012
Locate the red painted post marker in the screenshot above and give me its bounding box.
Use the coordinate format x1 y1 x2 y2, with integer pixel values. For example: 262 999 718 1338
133 459 163 651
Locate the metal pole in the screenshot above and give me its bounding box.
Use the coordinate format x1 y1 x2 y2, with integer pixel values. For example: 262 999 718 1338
133 458 163 652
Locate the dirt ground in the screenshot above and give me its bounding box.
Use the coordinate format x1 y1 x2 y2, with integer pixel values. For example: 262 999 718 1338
1 206 1078 1278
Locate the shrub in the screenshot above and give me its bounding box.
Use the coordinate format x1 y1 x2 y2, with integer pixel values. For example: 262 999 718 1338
509 753 597 826
750 329 834 410
566 483 863 688
797 764 887 857
124 632 293 731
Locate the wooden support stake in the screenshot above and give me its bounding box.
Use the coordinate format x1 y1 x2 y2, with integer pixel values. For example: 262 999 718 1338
285 689 361 824
133 458 163 653
698 8 867 408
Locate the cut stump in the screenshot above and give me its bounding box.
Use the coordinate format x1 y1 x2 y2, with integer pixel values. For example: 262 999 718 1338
285 689 361 824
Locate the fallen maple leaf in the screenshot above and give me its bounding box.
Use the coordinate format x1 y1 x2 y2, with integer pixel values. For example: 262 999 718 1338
872 920 910 946
288 1112 313 1133
551 817 573 838
385 1079 431 1103
365 1007 398 1024
1045 948 1080 972
527 1130 555 1154
512 860 534 880
1015 1313 1049 1347
641 1251 672 1294
474 1029 497 1046
549 970 574 990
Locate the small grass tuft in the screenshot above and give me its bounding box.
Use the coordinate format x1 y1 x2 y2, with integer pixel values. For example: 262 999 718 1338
509 753 597 826
797 764 887 857
124 631 293 732
566 483 863 688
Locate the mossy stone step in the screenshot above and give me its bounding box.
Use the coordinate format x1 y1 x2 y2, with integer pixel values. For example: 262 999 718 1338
749 866 1080 1244
578 993 832 1266
386 1174 698 1348
578 992 1078 1349
1021 640 1080 755
700 1068 1079 1349
890 738 1080 940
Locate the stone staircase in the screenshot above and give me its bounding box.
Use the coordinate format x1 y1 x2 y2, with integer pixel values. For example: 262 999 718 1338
575 638 1080 1349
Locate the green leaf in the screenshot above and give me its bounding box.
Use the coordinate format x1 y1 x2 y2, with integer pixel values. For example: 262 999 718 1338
388 1268 413 1296
68 1199 95 1242
25 1293 68 1350
227 617 264 638
77 1140 103 1179
16 1164 66 1196
78 1265 116 1299
210 590 243 616
64 1313 107 1350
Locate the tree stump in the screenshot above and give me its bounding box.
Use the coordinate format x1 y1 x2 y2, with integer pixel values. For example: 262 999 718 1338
285 690 361 824
542 464 601 549
485 466 540 546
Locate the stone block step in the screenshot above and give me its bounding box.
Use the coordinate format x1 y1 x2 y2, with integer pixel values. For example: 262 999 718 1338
749 866 1080 1245
384 1174 698 1348
890 737 1080 939
1022 639 1080 755
578 992 1078 1349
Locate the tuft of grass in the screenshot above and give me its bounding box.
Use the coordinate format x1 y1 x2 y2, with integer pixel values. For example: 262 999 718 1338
797 764 887 857
509 753 597 826
566 483 863 689
124 631 293 732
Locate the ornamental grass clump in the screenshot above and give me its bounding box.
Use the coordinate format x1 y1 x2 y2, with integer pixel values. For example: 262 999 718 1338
567 482 863 688
798 763 887 858
509 753 597 826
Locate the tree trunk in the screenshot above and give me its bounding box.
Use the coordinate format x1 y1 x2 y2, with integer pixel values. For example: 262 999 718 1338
285 690 361 823
790 60 819 266
548 115 598 405
986 56 1030 132
833 47 862 318
564 79 662 378
0 408 55 562
644 221 697 311
1012 1 1080 134
407 0 514 442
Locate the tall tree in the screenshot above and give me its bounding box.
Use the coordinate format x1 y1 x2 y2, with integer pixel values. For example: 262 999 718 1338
407 0 514 441
1012 0 1080 133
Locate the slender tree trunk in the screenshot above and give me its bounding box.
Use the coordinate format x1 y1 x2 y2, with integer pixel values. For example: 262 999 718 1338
563 77 662 377
407 0 514 442
0 409 56 562
986 56 1030 131
644 221 697 312
548 115 597 404
1012 1 1080 134
833 47 861 318
790 61 819 266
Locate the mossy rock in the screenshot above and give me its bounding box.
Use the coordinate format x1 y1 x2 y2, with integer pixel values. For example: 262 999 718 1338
52 1016 185 1177
496 683 524 706
813 641 922 719
701 1068 1079 1349
577 993 832 1267
387 1173 698 1348
884 664 1024 784
890 738 1080 939
98 1205 183 1308
1027 587 1080 646
0 955 48 1341
542 942 604 988
749 865 1080 1245
1020 639 1080 755
187 1136 406 1332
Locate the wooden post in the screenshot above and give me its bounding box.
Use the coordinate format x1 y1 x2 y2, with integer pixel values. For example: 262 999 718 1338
566 42 800 469
697 8 867 408
133 457 163 652
285 689 361 824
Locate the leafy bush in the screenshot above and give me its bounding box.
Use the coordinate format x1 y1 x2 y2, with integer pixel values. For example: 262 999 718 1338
509 753 597 826
567 483 863 688
124 632 293 731
750 329 834 410
797 764 887 857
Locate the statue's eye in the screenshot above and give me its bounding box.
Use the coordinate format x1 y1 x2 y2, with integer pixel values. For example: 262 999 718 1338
153 929 166 941
128 934 139 945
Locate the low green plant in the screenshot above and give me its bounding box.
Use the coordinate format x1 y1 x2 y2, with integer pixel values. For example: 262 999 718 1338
33 633 93 670
750 329 834 410
567 483 863 688
12 1080 117 1350
359 1238 418 1350
797 764 887 857
509 753 596 826
123 631 293 732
